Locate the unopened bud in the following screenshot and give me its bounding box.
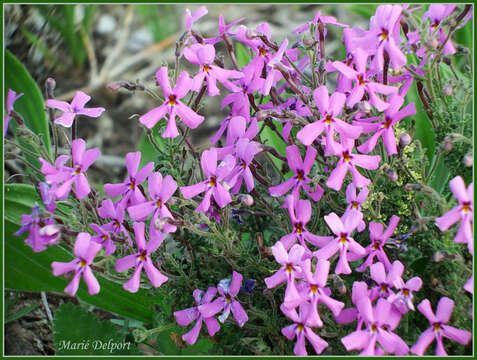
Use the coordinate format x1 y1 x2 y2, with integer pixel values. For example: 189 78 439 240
107 82 121 92
39 224 59 237
335 278 347 295
456 45 470 55
263 246 273 258
463 153 473 167
239 194 254 206
357 101 372 114
45 78 56 92
256 110 268 122
427 37 439 50
442 141 453 152
385 168 398 182
443 56 452 66
443 84 453 96
399 133 412 147
303 37 314 47
405 183 422 191
246 28 258 39
154 218 167 231
167 197 177 206
433 250 456 262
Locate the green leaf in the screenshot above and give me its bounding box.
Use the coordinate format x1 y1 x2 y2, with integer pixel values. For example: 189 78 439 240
235 42 252 69
5 184 162 324
6 301 41 324
5 50 52 165
53 303 140 355
137 122 167 168
428 155 450 194
154 325 212 355
259 121 289 174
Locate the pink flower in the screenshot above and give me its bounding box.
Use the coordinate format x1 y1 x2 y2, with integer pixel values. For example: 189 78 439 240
127 173 178 236
357 215 399 272
51 233 101 296
264 243 304 306
14 205 60 252
435 176 473 253
46 91 105 127
423 5 457 55
104 152 154 208
314 212 366 275
297 86 361 153
185 6 208 31
89 223 116 256
180 148 235 213
4 89 23 136
343 183 368 232
279 195 332 254
295 258 345 326
269 145 323 201
115 222 168 293
388 275 422 314
174 287 220 345
354 95 416 155
368 260 403 301
97 199 132 246
332 48 398 111
199 271 249 327
43 139 100 200
293 10 348 38
281 303 329 355
341 297 409 355
139 67 204 138
326 138 380 191
411 297 471 355
184 43 243 96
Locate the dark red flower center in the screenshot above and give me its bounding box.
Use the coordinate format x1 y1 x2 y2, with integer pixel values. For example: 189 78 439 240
357 74 367 85
343 151 352 162
259 47 267 56
339 233 348 244
168 95 177 106
379 29 388 41
351 201 359 209
295 223 304 234
325 114 333 125
208 176 217 187
138 250 147 262
297 170 305 181
462 202 471 213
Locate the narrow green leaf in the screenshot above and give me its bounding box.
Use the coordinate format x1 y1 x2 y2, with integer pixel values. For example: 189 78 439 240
235 42 252 69
5 50 52 165
53 303 140 355
6 301 41 324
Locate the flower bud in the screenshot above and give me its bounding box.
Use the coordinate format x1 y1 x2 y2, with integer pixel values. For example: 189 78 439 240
154 218 167 230
256 110 268 122
385 168 398 182
239 194 254 206
443 84 453 96
39 224 60 237
45 78 56 92
427 37 439 50
246 28 258 39
433 250 456 262
357 101 372 114
405 183 422 191
303 37 314 47
442 141 453 152
399 133 411 147
463 153 473 167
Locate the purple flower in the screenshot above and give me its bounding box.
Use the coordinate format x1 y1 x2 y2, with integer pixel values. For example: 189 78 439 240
411 297 471 355
423 5 457 55
464 276 473 294
261 38 289 96
225 138 259 194
51 232 101 296
435 176 473 253
388 275 422 314
280 195 333 254
356 215 399 272
199 271 248 327
281 303 329 355
46 91 105 128
368 261 403 301
332 48 398 111
354 95 416 155
174 287 220 345
4 89 23 136
204 15 245 45
264 243 304 306
341 297 409 355
104 152 154 208
89 223 116 256
115 222 168 293
14 205 60 252
294 258 345 326
269 145 323 201
39 182 56 213
293 10 348 38
180 148 235 213
185 6 208 31
326 138 380 191
297 86 361 153
314 212 366 275
97 199 132 246
127 173 178 236
184 43 243 96
343 183 368 232
139 67 204 138
53 139 100 199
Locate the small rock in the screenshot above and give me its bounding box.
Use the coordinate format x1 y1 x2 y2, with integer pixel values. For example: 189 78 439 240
97 14 117 35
